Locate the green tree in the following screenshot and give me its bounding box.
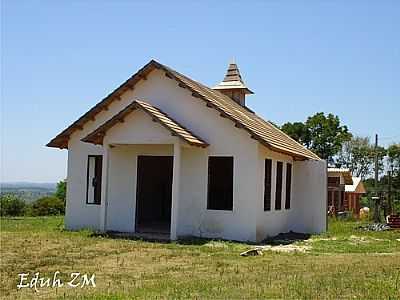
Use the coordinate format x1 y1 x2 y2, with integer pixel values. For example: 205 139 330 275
336 136 375 179
387 144 400 174
281 112 351 162
305 113 352 162
335 137 386 179
55 180 66 202
0 194 26 217
281 122 311 147
31 197 65 216
387 143 400 188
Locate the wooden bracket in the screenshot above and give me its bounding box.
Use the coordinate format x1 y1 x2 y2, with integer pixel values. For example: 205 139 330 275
178 83 186 89
250 134 259 140
192 92 201 98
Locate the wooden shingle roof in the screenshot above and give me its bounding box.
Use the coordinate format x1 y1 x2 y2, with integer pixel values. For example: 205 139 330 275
47 60 320 160
81 100 208 148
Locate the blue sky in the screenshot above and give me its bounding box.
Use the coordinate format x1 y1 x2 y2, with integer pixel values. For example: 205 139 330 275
1 1 399 182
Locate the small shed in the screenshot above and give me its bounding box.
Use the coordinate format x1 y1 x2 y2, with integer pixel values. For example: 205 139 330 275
345 177 366 217
327 168 353 214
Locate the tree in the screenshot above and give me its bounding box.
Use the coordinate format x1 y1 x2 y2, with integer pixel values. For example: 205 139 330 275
0 194 26 217
281 122 311 147
55 180 66 202
339 138 386 179
31 197 65 216
387 143 400 188
305 113 352 162
281 112 351 163
336 136 376 179
387 144 400 174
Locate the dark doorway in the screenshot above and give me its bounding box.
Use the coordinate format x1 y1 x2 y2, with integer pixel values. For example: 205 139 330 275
135 156 173 234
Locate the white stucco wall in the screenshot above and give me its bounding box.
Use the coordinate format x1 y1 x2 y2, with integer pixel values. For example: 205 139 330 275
102 109 177 232
105 144 174 232
292 159 327 233
63 67 326 242
64 69 260 240
255 144 296 241
64 137 103 230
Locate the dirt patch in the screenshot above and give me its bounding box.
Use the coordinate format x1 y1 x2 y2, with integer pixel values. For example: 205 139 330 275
261 244 311 253
241 244 311 255
306 237 338 243
205 241 228 248
349 235 369 243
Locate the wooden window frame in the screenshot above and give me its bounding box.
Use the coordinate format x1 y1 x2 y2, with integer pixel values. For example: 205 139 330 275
86 155 103 205
207 156 234 211
264 159 272 211
285 163 292 209
275 161 283 210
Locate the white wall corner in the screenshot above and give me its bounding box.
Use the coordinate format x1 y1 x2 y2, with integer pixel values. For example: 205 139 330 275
170 141 182 240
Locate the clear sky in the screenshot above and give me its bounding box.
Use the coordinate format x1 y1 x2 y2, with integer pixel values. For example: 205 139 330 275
1 1 399 182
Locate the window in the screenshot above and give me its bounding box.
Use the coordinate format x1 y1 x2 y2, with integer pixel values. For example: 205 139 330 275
86 155 102 205
285 163 292 209
264 159 272 211
207 156 233 210
275 161 283 210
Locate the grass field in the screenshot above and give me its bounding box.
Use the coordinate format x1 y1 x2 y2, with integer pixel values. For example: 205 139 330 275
1 217 400 299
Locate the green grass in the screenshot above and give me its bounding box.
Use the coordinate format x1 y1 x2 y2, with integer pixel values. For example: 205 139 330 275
1 217 400 299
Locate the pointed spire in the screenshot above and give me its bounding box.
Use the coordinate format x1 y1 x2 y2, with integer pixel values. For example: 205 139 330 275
213 61 253 106
213 62 253 94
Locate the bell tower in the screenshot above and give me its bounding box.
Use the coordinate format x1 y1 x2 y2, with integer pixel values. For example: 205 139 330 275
212 61 253 106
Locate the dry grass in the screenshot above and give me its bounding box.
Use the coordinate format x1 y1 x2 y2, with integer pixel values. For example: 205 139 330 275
1 217 400 299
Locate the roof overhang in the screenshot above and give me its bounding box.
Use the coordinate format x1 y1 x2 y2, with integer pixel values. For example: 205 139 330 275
328 168 353 185
345 177 366 193
212 81 254 94
46 60 162 149
47 59 320 161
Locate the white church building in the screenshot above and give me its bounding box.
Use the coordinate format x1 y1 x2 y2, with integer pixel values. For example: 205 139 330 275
48 60 327 242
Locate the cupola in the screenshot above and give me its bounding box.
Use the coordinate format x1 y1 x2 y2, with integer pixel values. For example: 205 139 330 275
212 61 253 106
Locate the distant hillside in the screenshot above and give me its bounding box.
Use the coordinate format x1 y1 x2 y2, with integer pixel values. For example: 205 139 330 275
0 182 57 203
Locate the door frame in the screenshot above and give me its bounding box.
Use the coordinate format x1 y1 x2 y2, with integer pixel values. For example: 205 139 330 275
135 155 174 233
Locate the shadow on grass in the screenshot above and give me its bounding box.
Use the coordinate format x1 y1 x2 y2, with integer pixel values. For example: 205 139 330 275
89 232 215 245
261 231 311 246
89 231 311 246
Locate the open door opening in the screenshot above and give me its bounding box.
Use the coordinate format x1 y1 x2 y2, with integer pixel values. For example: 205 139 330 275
135 155 173 234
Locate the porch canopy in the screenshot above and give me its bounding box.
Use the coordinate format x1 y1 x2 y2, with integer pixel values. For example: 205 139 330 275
81 99 208 240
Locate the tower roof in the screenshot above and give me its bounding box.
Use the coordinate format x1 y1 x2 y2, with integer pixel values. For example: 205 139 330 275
213 62 253 94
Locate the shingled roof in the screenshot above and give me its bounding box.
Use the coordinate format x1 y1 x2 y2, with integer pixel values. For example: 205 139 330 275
47 60 320 160
81 100 208 148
